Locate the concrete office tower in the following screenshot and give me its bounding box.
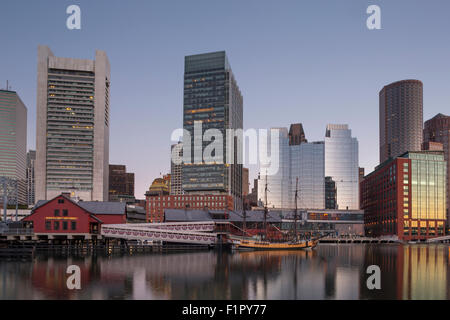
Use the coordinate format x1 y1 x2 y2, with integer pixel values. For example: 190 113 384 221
258 128 325 209
170 142 183 195
0 90 27 205
325 124 359 210
379 80 423 163
423 113 450 228
26 150 36 206
36 46 110 201
182 51 243 210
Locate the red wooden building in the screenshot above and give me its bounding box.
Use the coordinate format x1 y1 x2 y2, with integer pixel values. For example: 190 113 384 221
23 194 126 240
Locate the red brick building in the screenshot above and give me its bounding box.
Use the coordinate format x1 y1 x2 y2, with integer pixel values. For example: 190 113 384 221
361 151 447 241
146 194 234 222
23 194 126 240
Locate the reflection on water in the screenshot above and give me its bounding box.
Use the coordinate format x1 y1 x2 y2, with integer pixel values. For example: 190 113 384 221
0 244 449 300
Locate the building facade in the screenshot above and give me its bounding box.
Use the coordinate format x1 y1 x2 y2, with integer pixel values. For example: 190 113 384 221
36 45 110 202
170 142 183 195
258 127 325 209
108 165 134 202
0 90 27 205
288 123 307 145
361 151 447 240
182 51 243 210
423 113 450 230
26 150 36 206
23 194 126 240
324 124 359 210
242 167 249 197
325 177 337 209
379 80 423 163
146 174 234 224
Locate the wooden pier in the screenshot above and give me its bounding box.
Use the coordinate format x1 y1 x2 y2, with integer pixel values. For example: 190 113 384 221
0 247 35 260
1 241 211 259
319 237 399 244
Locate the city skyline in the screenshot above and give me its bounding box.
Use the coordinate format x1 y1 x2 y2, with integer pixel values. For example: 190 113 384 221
1 1 450 199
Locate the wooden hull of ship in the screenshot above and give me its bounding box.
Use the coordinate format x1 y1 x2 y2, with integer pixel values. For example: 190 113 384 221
233 239 318 251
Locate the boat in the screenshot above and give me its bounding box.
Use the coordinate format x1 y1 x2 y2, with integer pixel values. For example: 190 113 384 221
232 238 318 250
231 176 319 251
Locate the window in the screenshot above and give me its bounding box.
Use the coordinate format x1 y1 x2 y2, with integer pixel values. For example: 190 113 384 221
63 209 68 216
63 221 68 230
71 221 77 230
54 209 60 216
45 221 51 230
54 221 60 230
58 199 64 204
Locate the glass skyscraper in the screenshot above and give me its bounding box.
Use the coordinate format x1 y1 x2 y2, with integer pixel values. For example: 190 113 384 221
182 51 243 210
0 90 27 205
258 127 325 209
324 124 359 210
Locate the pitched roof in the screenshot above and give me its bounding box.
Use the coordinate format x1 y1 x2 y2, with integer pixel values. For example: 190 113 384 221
163 209 282 223
32 197 125 215
78 201 126 215
164 209 213 222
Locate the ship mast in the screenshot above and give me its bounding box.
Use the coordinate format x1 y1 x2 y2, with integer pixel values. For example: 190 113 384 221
264 171 268 240
294 177 298 241
242 196 246 237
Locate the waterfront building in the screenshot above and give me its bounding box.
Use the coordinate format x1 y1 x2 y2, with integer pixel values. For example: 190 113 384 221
379 80 423 163
146 177 233 222
23 193 126 240
108 165 134 202
170 142 183 195
0 89 27 205
36 45 110 202
361 151 447 240
324 124 359 210
182 51 243 210
258 127 325 209
26 150 36 206
423 113 450 230
163 207 364 238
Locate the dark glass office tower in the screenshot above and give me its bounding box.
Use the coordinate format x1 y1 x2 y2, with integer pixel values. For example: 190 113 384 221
182 51 243 210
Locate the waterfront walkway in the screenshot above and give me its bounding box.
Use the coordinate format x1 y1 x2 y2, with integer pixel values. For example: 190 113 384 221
101 222 219 245
319 236 399 244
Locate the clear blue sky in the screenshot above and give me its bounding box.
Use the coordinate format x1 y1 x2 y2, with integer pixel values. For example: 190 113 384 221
1 0 449 199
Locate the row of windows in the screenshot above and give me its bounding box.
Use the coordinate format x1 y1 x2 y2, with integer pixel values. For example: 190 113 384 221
45 220 77 231
54 209 69 216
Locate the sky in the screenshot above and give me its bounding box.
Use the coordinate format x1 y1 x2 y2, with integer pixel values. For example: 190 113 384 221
1 0 450 199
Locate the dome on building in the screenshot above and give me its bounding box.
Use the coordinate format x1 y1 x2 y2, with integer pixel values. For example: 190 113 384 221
147 178 169 196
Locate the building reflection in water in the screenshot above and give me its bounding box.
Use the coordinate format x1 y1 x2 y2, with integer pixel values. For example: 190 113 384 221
0 244 448 299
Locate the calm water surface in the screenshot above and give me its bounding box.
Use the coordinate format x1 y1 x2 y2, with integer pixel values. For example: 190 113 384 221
1 244 449 300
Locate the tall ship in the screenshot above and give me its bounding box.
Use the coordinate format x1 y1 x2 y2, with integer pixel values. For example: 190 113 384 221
230 176 319 251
